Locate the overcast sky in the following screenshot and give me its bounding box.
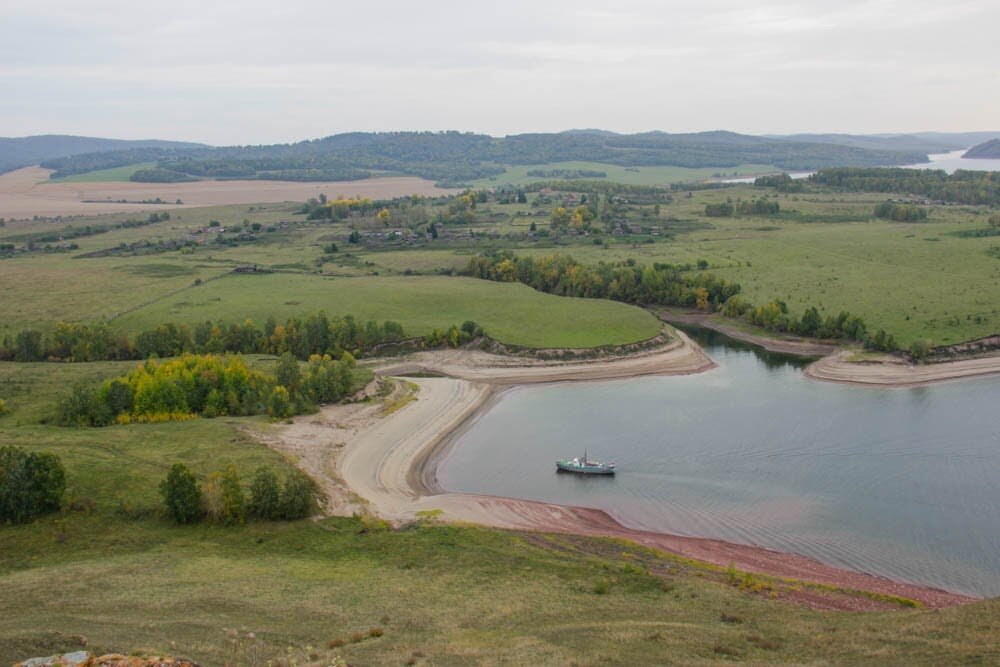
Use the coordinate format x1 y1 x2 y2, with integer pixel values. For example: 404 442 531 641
2 0 997 145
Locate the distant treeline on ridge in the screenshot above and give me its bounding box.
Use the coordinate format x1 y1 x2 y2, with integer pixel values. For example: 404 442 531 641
38 131 929 186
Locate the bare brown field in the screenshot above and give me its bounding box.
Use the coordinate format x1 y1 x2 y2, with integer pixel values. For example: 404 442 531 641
0 167 457 218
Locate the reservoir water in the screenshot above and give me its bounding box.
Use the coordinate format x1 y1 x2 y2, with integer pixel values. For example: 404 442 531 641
438 329 1000 596
723 148 1000 183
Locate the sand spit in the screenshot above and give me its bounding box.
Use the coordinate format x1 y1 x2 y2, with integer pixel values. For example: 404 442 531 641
806 350 1000 387
0 166 457 218
376 329 715 385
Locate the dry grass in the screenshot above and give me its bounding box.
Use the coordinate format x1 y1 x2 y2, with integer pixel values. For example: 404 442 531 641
0 167 455 219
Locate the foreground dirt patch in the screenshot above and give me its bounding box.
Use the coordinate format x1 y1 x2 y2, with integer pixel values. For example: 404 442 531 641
0 167 457 218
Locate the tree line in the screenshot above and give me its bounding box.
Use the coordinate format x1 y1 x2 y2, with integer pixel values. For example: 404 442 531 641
705 197 780 217
160 463 317 525
873 201 929 222
720 297 895 349
464 251 740 310
808 168 1000 206
6 212 170 245
1 311 483 363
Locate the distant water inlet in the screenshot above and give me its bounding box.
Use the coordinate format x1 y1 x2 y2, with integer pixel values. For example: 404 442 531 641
437 329 1000 596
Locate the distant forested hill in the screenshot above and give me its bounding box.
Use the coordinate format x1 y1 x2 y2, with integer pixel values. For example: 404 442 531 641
770 131 1000 154
39 130 932 186
0 135 207 174
963 139 1000 159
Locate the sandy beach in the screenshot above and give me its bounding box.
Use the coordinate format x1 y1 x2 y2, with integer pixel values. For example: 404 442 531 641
269 330 976 610
0 166 457 219
661 308 1000 388
805 349 1000 387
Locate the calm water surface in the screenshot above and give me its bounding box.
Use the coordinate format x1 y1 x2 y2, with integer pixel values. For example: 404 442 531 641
438 331 1000 596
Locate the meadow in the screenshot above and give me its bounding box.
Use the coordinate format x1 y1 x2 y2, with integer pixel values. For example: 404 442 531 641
112 273 662 349
1 361 998 665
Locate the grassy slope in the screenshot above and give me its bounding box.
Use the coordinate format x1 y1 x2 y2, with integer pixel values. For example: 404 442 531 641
46 162 157 183
1 362 997 666
112 273 662 349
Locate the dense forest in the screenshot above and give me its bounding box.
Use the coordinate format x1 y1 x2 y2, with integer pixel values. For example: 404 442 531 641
37 131 929 186
807 168 1000 205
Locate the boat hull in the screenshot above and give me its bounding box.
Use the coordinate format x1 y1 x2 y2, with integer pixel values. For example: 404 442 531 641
555 462 615 475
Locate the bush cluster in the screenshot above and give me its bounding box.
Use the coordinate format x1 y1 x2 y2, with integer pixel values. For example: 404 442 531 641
160 463 317 524
55 352 360 427
873 201 928 222
0 446 66 524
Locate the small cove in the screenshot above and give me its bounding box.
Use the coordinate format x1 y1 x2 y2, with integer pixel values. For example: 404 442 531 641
437 329 1000 596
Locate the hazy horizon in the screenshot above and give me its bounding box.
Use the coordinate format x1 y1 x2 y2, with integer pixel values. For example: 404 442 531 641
4 128 1000 148
4 0 999 145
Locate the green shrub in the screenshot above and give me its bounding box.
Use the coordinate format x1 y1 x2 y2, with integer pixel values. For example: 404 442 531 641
248 467 281 520
278 470 317 519
219 466 245 525
159 463 203 524
0 446 66 524
909 338 933 360
267 385 293 419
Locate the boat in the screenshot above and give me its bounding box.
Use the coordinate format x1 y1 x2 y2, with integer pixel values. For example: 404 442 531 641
555 451 616 475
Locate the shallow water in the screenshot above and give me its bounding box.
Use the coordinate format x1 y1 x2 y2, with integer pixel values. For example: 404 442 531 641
438 330 1000 596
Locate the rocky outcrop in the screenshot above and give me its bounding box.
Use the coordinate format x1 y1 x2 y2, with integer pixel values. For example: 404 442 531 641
14 654 199 667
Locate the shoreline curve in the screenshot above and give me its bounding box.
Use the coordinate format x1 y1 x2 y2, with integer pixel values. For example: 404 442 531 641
332 331 977 609
660 308 1000 388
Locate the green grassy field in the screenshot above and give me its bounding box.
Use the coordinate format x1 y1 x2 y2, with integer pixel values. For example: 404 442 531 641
1 362 997 666
46 162 158 183
112 273 663 348
4 185 998 348
470 161 774 188
351 187 1000 348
